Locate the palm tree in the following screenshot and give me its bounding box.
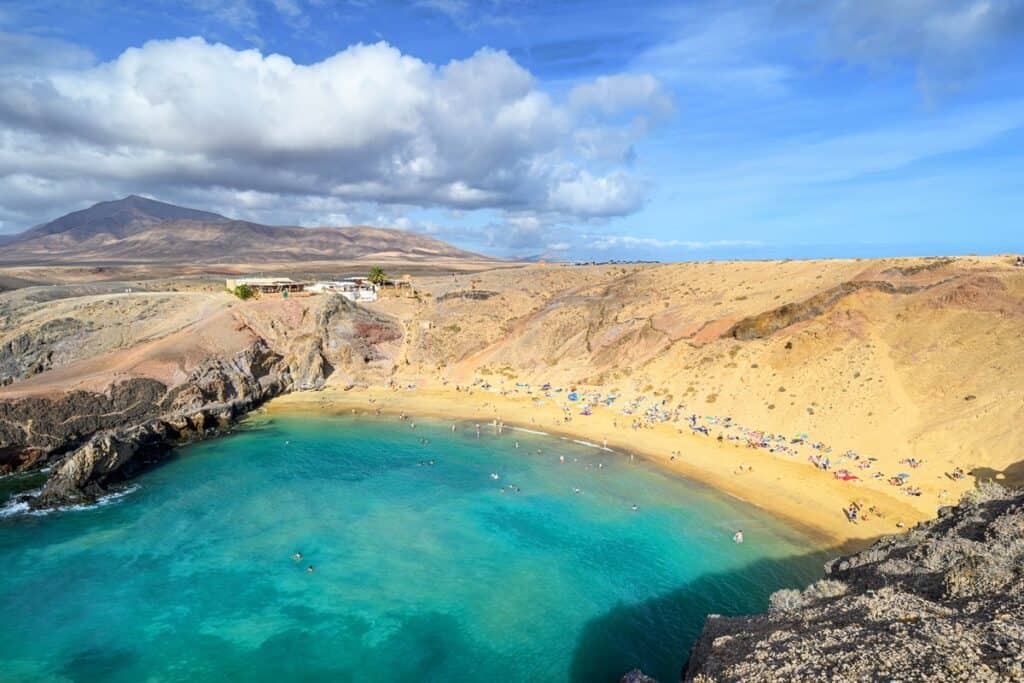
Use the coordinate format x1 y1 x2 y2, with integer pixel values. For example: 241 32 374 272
368 266 387 287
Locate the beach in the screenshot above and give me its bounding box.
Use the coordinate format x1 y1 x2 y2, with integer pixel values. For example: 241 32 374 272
268 384 962 548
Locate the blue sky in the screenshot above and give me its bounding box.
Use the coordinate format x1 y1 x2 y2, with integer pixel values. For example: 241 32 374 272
0 0 1022 260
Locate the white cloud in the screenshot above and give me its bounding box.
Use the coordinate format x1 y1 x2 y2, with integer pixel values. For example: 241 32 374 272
547 171 647 217
0 36 667 231
590 235 763 250
569 73 674 119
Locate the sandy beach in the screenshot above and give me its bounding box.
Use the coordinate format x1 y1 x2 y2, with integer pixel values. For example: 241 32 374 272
267 384 961 549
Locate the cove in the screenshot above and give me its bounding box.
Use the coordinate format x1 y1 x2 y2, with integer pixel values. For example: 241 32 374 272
0 413 829 682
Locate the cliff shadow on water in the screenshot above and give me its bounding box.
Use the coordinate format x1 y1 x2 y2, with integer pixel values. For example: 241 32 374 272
567 542 861 683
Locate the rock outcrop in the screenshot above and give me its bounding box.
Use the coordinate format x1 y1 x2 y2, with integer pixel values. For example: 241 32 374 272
0 294 402 508
683 484 1024 682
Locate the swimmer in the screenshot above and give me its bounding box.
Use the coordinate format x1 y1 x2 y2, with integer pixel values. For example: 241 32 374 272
733 530 744 544
559 455 565 463
451 424 457 432
631 504 639 512
490 473 500 480
307 565 315 573
573 487 582 494
292 552 302 561
515 441 520 449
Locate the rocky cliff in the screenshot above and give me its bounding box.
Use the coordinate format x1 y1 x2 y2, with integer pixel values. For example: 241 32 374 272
683 484 1024 682
0 294 402 508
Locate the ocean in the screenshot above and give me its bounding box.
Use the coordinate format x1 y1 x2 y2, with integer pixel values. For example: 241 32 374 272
0 413 828 682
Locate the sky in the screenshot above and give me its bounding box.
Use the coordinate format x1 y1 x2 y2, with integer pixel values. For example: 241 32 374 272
0 0 1022 260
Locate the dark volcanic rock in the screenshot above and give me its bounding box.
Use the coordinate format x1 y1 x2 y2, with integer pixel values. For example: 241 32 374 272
0 378 171 460
17 341 288 507
683 484 1024 682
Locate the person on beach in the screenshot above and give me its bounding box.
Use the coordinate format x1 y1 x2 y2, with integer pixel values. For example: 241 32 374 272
733 530 744 544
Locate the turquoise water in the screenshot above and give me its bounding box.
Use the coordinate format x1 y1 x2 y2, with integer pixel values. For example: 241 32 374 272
0 414 828 682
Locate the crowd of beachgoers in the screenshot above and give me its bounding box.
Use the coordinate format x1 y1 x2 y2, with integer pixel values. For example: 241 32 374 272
434 377 960 525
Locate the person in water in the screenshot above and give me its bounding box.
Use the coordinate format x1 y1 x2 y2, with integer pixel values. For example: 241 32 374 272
307 565 315 573
733 530 744 544
292 551 302 561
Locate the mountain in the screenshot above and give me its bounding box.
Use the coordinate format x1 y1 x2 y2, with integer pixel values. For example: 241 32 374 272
0 195 491 264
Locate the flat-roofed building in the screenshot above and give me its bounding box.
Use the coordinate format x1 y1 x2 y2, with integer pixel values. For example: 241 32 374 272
225 277 309 294
307 279 378 302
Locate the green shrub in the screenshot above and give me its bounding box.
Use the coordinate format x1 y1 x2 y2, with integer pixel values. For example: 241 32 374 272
231 284 255 300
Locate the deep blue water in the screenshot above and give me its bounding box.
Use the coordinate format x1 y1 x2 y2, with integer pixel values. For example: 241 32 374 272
0 413 828 682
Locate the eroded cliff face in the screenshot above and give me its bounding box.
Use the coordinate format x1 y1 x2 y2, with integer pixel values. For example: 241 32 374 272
0 294 402 508
683 484 1024 683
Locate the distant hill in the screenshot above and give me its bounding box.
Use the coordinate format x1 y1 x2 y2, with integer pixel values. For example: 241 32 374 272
0 195 492 265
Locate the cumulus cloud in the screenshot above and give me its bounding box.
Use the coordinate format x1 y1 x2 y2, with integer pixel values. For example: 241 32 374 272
0 36 667 231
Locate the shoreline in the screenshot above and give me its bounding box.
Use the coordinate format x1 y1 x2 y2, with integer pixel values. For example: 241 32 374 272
266 386 940 551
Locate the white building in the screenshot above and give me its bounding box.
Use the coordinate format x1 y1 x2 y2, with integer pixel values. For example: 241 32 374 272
306 279 378 302
225 277 308 294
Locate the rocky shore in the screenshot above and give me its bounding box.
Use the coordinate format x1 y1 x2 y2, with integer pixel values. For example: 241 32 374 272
682 483 1024 682
0 294 401 508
